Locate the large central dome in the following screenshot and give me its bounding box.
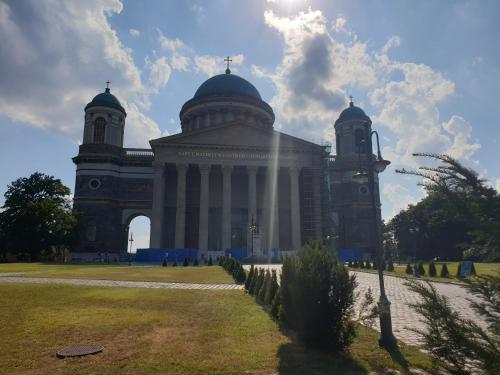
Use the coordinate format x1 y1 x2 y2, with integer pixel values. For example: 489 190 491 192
194 73 262 100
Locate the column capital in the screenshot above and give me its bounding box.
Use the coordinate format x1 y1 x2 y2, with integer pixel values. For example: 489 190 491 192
199 164 212 175
152 161 165 170
246 165 259 175
176 163 188 174
222 164 233 174
289 165 302 176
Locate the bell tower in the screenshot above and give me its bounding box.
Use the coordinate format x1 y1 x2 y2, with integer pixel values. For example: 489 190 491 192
332 98 380 255
83 82 126 147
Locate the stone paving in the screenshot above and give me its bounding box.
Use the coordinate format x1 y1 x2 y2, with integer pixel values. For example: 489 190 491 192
0 274 243 290
245 265 485 346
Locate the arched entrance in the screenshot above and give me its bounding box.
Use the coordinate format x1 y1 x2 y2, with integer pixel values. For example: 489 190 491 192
122 209 152 255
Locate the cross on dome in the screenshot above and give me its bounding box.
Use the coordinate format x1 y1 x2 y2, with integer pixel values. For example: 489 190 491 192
105 80 111 93
224 56 232 74
349 95 354 107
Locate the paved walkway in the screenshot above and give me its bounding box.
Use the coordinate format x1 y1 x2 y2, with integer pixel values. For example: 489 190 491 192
246 265 485 346
0 273 243 290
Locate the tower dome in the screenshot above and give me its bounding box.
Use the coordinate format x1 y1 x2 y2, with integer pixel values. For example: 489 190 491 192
193 73 262 100
334 101 370 126
85 87 126 116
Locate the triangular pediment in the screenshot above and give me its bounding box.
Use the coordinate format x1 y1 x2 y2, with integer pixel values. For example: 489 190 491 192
150 122 321 151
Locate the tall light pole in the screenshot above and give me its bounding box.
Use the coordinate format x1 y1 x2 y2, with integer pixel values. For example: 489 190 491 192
128 232 134 266
352 124 397 348
249 214 258 258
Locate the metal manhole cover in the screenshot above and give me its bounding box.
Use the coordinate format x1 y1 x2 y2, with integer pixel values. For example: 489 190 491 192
56 344 103 358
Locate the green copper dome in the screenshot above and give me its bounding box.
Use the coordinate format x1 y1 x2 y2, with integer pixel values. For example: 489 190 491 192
335 102 370 125
85 88 126 116
194 73 262 100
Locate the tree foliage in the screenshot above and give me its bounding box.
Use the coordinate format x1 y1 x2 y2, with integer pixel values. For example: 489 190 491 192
0 172 77 261
406 276 500 374
387 153 500 262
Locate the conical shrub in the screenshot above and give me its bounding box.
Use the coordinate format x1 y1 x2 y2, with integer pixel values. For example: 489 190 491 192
258 270 271 303
245 265 255 291
405 263 413 274
387 259 395 272
440 263 449 277
428 261 437 277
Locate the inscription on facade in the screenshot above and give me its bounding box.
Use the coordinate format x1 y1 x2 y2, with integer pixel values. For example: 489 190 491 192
177 150 297 160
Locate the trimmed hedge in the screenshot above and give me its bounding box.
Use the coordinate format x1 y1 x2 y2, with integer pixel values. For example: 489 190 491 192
219 256 246 284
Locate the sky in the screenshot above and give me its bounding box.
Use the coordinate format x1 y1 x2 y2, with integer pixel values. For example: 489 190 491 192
1 0 500 251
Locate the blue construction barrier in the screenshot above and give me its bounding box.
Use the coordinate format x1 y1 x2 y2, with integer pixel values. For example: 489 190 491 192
224 248 248 261
135 248 199 263
337 249 365 262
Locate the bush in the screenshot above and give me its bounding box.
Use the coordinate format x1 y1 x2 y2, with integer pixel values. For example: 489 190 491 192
428 261 437 277
471 262 476 275
387 259 395 272
372 259 378 270
254 269 265 298
258 270 271 303
172 259 178 267
249 267 259 295
348 261 352 268
183 257 189 267
193 258 199 266
417 262 425 276
405 263 413 274
271 287 281 320
440 263 449 277
162 256 168 267
279 242 356 351
264 269 279 307
456 262 462 278
353 260 359 268
245 265 255 291
219 256 246 284
208 256 213 266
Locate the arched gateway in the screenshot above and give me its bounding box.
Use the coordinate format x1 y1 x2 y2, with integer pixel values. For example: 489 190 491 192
72 69 382 262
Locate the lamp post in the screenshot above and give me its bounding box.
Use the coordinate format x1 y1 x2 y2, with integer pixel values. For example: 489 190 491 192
249 214 258 258
352 124 397 348
128 232 134 266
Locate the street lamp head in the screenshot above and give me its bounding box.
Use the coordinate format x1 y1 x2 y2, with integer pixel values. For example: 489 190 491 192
373 158 391 173
352 171 369 184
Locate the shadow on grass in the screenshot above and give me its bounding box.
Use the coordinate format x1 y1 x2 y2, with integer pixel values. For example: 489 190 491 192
277 341 367 375
384 345 410 372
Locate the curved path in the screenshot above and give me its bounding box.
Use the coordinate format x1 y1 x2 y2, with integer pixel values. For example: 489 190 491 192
0 274 243 290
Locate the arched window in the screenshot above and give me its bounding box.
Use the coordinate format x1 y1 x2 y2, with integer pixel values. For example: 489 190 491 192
354 128 366 153
93 117 106 144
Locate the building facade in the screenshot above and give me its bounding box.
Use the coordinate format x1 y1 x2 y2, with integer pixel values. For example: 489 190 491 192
72 69 380 262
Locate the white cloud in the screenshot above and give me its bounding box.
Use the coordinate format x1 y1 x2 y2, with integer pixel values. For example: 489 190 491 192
0 0 161 147
171 54 190 71
496 179 500 193
158 31 186 52
146 56 172 93
194 54 244 77
129 28 140 37
257 8 480 168
383 182 418 218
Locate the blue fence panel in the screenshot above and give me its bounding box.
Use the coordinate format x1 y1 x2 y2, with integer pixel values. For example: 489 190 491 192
135 248 199 263
225 248 248 261
337 249 365 262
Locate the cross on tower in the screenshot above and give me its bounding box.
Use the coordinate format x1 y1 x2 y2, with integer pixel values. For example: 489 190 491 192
224 56 232 74
349 95 354 107
106 80 110 89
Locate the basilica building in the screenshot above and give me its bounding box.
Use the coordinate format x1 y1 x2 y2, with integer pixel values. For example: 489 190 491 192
72 65 381 262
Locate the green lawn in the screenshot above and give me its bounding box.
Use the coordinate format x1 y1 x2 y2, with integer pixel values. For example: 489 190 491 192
0 282 435 374
0 263 234 284
350 262 500 282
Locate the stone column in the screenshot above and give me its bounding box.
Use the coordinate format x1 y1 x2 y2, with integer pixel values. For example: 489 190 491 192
221 165 233 251
175 163 188 248
289 166 302 251
265 166 280 251
150 162 165 248
198 164 211 254
247 166 258 227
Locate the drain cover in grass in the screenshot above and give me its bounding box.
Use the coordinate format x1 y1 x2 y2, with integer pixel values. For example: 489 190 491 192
56 344 103 358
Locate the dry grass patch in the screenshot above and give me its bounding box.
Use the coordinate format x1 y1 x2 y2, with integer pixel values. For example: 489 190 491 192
0 282 434 374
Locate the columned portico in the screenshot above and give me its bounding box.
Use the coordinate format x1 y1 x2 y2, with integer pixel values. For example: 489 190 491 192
150 162 165 248
221 165 233 250
175 163 188 248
